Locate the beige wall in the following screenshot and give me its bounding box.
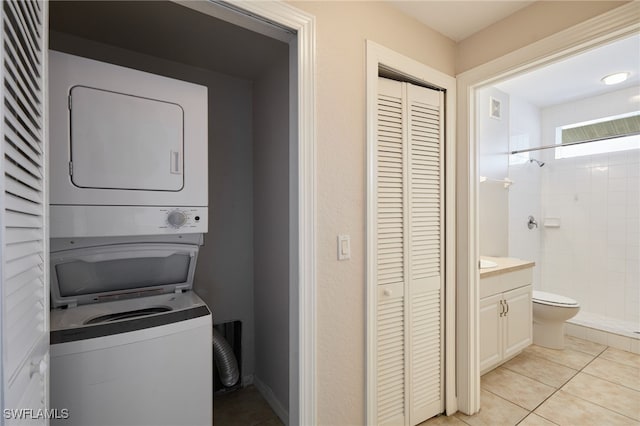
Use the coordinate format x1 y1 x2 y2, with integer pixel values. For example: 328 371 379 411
456 1 628 73
286 1 633 424
288 2 455 424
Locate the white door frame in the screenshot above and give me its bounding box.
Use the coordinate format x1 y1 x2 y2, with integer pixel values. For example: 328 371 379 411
365 40 457 423
172 1 317 424
455 2 640 415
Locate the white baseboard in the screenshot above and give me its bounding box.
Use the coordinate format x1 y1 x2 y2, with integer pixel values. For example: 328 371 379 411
253 375 289 425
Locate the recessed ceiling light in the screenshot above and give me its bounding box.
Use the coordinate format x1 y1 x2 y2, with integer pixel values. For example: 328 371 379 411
601 72 630 85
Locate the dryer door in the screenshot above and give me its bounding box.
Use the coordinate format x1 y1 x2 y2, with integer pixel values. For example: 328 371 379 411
70 86 184 191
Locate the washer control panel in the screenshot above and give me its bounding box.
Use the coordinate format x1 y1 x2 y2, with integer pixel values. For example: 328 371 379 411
49 205 208 238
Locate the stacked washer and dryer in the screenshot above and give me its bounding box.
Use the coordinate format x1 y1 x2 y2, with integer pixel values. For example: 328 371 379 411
48 51 212 425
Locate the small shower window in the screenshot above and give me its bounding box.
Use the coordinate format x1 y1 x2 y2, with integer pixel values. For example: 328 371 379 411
555 111 640 159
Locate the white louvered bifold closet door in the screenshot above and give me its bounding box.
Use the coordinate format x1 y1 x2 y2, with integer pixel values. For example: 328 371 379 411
375 77 444 426
1 0 49 423
376 78 407 426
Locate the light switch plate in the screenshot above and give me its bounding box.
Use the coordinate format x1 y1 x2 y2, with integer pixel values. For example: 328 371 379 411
338 234 351 260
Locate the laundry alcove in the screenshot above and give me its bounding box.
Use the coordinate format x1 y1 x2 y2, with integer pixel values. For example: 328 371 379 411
48 1 294 422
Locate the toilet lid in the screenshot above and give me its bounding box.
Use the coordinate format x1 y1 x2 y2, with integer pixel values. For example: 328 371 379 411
533 290 579 307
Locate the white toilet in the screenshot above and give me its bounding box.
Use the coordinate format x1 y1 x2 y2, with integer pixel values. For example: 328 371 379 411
532 291 580 349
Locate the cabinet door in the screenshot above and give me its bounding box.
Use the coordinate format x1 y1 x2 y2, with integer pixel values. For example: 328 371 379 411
503 285 532 359
479 294 503 374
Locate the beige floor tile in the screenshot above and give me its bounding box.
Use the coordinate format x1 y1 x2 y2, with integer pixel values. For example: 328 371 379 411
419 414 468 425
518 413 559 426
561 372 640 420
600 347 640 369
535 390 638 426
583 357 640 391
501 351 577 388
524 344 596 370
564 335 607 356
481 367 555 411
454 389 528 426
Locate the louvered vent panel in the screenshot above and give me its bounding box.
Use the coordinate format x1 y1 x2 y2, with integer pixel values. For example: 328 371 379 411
376 295 405 424
2 0 46 412
376 93 404 287
410 290 441 407
409 101 441 281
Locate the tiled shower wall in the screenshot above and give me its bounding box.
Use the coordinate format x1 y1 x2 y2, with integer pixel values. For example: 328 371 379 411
538 149 640 325
506 87 639 328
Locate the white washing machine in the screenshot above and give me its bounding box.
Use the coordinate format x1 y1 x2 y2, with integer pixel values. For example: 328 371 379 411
49 235 212 426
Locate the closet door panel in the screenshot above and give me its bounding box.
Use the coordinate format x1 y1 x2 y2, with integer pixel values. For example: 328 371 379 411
407 84 444 425
375 78 406 426
376 78 405 288
373 78 444 426
1 0 48 419
376 284 406 426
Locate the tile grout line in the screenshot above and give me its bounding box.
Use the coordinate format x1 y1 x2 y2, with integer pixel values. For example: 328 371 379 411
478 388 532 425
578 368 640 393
500 353 579 389
460 341 639 426
587 345 640 383
500 362 573 389
517 342 640 425
478 347 584 425
555 349 640 422
512 344 607 426
597 351 640 371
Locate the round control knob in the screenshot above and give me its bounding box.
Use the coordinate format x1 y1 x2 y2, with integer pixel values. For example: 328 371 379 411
167 210 187 228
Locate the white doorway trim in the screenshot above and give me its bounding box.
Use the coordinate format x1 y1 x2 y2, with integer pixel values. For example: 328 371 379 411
171 1 317 424
365 40 457 423
455 2 640 415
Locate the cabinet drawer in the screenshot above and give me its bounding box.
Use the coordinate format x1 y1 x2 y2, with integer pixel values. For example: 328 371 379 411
480 268 532 298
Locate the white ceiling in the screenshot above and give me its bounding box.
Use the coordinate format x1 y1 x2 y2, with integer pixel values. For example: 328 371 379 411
494 34 640 108
389 1 639 108
389 1 534 42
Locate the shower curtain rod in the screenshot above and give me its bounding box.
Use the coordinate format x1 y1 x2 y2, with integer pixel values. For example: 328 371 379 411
510 131 640 155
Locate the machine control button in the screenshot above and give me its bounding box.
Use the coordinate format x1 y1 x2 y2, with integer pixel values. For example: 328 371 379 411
167 210 188 228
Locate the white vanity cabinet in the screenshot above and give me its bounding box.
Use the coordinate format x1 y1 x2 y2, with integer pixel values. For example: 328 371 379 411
480 260 534 375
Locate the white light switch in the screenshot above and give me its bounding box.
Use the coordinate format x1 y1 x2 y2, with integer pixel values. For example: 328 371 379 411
338 234 351 260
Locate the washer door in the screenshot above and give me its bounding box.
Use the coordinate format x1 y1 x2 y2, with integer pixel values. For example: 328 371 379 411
50 243 199 308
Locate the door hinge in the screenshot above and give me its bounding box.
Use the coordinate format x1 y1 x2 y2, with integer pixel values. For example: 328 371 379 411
68 161 73 176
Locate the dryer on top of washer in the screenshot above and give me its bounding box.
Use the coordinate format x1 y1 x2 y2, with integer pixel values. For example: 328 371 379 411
49 50 209 238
